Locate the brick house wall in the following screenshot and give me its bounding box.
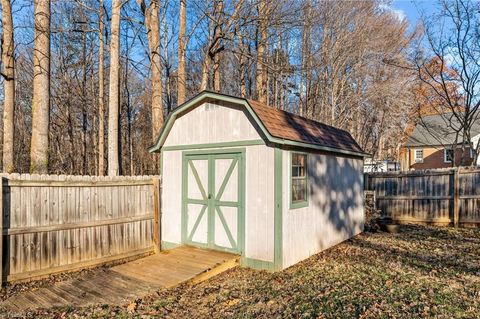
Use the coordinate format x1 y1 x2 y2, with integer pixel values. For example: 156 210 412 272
400 146 474 170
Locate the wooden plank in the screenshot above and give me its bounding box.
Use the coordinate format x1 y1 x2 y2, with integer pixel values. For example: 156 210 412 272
153 177 161 253
5 180 153 187
7 247 153 283
3 214 153 236
376 195 452 200
453 169 460 228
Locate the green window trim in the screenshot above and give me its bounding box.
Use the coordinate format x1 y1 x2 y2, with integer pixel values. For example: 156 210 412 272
290 151 309 209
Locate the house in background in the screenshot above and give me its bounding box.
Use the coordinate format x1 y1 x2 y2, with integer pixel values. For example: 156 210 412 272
399 113 480 170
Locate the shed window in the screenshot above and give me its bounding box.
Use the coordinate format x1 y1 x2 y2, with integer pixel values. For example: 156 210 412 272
291 152 308 208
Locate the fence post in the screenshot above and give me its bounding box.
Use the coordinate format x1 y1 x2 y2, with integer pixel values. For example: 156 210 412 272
153 177 161 253
453 169 460 228
0 178 3 285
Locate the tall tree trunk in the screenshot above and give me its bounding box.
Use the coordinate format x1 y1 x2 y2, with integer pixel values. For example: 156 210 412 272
177 0 186 104
1 0 15 173
255 0 268 104
98 0 105 175
238 37 247 97
137 0 163 142
213 52 221 92
200 56 210 90
81 19 88 175
108 0 121 176
211 0 223 92
300 0 311 117
30 0 51 174
124 41 134 176
148 0 163 141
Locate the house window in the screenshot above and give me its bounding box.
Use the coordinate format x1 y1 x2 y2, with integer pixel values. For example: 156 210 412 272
291 152 308 208
444 148 454 163
414 149 423 163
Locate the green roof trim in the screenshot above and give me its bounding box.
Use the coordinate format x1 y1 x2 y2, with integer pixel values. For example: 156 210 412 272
149 91 368 158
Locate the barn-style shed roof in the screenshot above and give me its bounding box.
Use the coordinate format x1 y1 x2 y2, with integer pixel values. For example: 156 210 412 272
149 91 366 157
247 99 364 154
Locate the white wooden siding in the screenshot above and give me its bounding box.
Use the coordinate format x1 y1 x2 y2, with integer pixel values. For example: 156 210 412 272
282 150 364 268
244 145 275 262
161 101 274 263
163 102 262 146
161 150 183 244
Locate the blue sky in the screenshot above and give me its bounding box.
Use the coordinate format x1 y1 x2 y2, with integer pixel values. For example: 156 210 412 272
391 0 439 26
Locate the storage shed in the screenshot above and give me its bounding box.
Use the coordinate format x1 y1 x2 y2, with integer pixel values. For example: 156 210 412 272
149 91 366 271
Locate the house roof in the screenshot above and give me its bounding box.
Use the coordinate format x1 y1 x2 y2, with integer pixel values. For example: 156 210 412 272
149 91 367 157
405 113 480 147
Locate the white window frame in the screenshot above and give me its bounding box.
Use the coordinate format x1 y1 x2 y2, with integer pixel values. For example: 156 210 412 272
444 148 454 163
414 149 423 163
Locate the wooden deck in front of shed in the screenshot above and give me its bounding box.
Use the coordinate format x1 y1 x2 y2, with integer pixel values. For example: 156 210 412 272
1 246 239 313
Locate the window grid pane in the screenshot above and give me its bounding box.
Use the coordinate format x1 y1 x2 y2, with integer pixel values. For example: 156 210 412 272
291 153 307 204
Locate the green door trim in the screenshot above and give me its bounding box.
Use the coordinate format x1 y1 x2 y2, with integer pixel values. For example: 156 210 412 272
181 154 210 248
188 160 208 200
273 148 283 270
182 148 246 255
187 205 207 241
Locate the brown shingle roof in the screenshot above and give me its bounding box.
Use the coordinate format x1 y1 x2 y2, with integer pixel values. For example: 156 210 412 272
248 99 364 154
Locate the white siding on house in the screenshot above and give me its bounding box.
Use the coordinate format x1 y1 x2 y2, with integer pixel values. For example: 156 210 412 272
164 102 262 146
282 150 364 268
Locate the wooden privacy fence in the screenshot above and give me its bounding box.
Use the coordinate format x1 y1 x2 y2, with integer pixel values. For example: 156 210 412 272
364 168 480 227
0 174 161 282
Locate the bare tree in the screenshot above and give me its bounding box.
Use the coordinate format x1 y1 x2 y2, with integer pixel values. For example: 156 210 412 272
255 0 267 104
137 0 163 141
177 0 186 104
415 0 480 165
108 0 121 176
98 0 105 175
1 0 15 172
200 0 244 91
0 0 419 174
30 0 51 174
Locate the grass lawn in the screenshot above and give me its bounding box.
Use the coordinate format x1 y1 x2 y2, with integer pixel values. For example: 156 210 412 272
11 225 480 318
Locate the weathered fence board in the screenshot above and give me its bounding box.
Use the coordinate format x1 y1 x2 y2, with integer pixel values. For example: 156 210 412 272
0 174 160 282
365 168 480 227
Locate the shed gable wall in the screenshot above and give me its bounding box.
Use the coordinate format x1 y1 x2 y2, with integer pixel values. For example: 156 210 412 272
163 102 263 147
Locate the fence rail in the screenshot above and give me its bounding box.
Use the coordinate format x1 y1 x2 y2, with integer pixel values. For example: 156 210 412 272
0 174 161 282
364 168 480 228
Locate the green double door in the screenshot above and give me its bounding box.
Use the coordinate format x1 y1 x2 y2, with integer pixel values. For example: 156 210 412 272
182 151 244 254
